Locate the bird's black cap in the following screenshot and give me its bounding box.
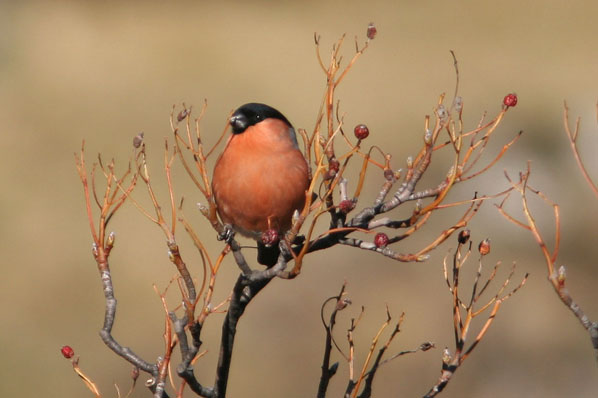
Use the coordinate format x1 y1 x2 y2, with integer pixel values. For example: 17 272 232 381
230 103 293 134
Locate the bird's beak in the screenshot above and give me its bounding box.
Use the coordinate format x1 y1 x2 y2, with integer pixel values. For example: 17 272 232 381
230 114 247 134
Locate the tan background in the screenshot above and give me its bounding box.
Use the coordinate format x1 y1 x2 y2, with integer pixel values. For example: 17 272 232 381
2 1 598 397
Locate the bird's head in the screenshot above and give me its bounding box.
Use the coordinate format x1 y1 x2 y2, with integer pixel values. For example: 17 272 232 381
229 103 292 134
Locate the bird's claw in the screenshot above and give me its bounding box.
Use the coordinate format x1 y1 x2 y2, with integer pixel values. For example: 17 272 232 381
218 224 235 243
291 235 306 245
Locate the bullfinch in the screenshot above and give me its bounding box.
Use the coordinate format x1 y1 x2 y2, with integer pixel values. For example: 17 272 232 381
212 103 310 266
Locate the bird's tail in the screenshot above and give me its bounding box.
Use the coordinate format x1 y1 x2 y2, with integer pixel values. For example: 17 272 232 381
257 241 280 267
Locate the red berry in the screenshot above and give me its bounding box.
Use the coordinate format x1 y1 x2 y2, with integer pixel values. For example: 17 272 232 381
131 366 140 381
366 23 377 40
61 345 74 359
374 232 389 248
261 229 279 247
354 124 370 140
338 199 355 214
503 93 518 107
326 158 340 180
383 168 394 181
457 229 470 244
478 238 491 256
328 158 340 173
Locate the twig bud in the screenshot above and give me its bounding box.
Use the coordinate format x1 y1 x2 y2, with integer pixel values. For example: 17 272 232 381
336 297 352 311
406 156 413 168
107 231 115 248
417 254 430 262
454 96 463 112
436 105 448 121
329 362 339 375
424 129 433 145
414 199 422 214
133 132 144 148
478 238 491 256
177 108 189 122
131 366 140 381
557 265 566 287
420 342 435 351
61 345 75 359
446 166 455 179
442 347 452 364
458 229 470 244
292 209 300 224
197 202 209 217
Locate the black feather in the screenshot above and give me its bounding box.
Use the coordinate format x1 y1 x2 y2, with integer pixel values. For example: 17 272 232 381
230 103 293 134
257 241 280 267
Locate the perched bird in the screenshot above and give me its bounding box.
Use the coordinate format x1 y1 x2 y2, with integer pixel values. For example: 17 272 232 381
212 103 310 266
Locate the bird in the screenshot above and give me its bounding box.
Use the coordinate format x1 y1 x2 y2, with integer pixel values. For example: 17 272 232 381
212 103 310 266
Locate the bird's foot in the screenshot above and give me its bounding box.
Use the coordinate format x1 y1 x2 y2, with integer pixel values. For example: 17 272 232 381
218 224 235 244
291 235 306 246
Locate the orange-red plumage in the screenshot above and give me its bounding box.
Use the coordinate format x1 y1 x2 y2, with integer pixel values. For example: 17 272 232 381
212 103 309 264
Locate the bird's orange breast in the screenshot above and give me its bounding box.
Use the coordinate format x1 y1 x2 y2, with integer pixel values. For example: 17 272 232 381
212 119 309 238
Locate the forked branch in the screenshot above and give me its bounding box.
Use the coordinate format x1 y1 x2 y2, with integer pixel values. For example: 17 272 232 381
424 231 527 397
498 163 598 364
317 284 433 398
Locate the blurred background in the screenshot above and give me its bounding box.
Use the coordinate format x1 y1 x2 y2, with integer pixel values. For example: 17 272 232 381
2 1 597 397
